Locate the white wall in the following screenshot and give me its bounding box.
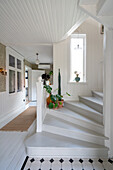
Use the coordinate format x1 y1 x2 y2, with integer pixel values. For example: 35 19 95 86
0 47 25 128
31 70 45 101
53 18 103 100
103 28 113 157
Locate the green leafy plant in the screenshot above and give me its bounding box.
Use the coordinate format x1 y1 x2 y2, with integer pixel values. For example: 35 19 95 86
50 94 57 103
44 85 52 94
56 94 62 101
66 92 71 96
59 101 62 105
44 84 71 109
49 102 53 109
54 103 58 108
49 70 53 76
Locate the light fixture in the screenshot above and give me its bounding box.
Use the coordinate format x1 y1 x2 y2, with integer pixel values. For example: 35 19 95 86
0 68 7 76
35 53 40 65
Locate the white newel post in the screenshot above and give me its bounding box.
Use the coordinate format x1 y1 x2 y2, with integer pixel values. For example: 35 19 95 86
104 28 113 157
36 81 43 132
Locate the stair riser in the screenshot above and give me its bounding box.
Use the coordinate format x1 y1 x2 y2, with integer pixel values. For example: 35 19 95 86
92 92 103 100
48 111 104 135
64 102 103 124
26 147 108 158
43 125 105 145
79 97 103 113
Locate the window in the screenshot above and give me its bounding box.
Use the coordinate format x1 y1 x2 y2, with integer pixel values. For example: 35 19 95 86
9 54 22 93
9 55 15 67
17 59 21 69
9 70 15 93
17 72 22 92
70 34 86 82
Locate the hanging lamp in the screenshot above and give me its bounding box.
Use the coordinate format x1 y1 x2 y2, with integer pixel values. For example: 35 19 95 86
35 53 40 65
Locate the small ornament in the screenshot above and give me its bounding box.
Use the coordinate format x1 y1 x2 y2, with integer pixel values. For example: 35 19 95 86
74 71 80 82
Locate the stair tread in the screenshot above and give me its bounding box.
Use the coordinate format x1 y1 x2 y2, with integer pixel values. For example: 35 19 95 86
80 96 103 106
65 101 102 115
92 91 103 98
48 107 103 127
25 132 107 149
44 115 106 138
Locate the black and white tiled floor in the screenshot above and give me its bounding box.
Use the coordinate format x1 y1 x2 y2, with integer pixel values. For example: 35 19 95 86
22 157 113 170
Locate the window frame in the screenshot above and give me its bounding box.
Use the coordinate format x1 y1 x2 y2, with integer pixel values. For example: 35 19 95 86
8 54 22 94
69 34 86 83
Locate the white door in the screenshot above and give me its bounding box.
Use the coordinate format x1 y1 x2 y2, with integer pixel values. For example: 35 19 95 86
32 70 45 101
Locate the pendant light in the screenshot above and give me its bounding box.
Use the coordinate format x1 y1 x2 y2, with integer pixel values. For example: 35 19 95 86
35 53 40 65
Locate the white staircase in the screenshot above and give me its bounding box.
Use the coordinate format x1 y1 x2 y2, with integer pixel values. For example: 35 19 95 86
25 90 109 158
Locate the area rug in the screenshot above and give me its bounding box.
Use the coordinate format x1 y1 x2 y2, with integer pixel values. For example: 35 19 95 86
0 106 36 131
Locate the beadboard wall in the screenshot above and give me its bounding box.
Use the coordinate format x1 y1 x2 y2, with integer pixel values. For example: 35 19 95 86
0 47 26 128
53 18 103 100
0 43 6 92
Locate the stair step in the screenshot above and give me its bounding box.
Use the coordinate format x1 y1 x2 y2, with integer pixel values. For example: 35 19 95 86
92 91 103 100
46 107 104 135
25 132 108 158
64 101 103 124
79 96 103 113
43 115 108 145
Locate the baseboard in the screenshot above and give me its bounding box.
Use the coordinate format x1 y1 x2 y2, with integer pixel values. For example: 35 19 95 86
0 104 26 128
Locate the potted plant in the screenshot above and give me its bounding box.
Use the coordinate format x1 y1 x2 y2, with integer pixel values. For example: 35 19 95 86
44 85 52 105
44 85 70 109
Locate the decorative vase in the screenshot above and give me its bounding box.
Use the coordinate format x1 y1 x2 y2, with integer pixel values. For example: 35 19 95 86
75 74 80 82
46 94 52 106
58 69 61 95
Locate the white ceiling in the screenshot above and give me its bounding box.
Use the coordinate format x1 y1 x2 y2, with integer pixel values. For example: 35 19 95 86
79 0 113 29
12 44 53 64
0 0 87 63
97 0 113 16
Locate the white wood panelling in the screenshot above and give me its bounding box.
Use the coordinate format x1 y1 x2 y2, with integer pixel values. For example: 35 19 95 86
31 70 45 101
0 0 88 63
53 18 103 100
0 47 26 128
103 28 113 157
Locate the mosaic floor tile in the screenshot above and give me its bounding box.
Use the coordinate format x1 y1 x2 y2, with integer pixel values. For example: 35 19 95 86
23 157 113 170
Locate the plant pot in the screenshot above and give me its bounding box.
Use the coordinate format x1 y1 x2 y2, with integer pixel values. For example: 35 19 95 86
58 100 64 108
53 103 58 110
46 94 52 106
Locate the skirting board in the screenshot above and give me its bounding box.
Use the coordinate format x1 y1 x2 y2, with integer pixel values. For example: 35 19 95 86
0 104 27 129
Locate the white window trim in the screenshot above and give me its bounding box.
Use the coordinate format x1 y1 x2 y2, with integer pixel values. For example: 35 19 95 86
7 48 23 95
68 34 86 83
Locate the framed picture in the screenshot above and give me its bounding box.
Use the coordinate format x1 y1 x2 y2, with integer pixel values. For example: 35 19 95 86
100 25 104 34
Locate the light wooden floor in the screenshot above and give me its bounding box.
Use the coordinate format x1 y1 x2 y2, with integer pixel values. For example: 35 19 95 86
0 106 36 131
